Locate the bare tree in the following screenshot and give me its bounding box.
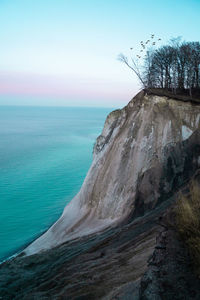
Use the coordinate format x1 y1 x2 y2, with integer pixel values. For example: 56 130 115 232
118 53 145 87
119 37 200 96
118 35 161 89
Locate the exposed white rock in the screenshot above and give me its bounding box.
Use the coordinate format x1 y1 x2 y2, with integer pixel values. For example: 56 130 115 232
182 125 193 141
24 91 200 256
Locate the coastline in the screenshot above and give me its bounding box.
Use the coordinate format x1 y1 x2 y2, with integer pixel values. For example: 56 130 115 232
0 106 112 263
0 220 56 264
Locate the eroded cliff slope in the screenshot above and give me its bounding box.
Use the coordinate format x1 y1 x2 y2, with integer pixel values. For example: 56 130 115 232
24 90 200 256
0 90 200 300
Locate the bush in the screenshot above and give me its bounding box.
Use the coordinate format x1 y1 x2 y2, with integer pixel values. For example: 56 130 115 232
175 181 200 276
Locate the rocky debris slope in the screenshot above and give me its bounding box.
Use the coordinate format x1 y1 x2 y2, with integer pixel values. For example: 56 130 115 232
140 227 200 300
24 90 200 256
0 206 160 299
0 90 200 299
139 170 200 300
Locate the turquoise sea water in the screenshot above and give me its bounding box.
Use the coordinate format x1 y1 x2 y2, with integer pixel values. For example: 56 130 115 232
0 105 113 261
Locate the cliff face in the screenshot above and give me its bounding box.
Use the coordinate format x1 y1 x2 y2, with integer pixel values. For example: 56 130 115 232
24 90 200 256
0 91 200 300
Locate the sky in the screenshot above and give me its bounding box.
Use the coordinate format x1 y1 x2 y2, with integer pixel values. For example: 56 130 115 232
0 0 200 107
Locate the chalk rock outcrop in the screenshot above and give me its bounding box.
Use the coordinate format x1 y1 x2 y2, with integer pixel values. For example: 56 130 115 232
24 90 200 256
1 90 200 300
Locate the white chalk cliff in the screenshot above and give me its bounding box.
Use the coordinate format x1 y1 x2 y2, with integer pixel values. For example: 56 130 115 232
24 90 200 256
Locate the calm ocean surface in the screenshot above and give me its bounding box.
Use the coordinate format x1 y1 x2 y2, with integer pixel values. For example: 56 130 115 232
0 105 113 261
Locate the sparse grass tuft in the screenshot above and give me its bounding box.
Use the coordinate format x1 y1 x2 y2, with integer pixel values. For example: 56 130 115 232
175 181 200 276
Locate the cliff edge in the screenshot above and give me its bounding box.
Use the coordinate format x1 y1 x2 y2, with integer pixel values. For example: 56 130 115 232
24 90 200 256
0 90 200 299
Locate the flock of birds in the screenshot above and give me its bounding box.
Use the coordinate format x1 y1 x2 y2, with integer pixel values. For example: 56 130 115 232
130 34 161 59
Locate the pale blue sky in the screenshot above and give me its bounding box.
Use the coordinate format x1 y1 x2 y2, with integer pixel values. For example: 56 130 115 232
0 0 199 107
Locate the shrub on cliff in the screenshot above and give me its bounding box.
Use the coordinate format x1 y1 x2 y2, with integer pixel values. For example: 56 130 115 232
175 181 200 276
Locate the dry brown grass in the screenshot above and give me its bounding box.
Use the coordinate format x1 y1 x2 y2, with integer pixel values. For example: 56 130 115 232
175 181 200 276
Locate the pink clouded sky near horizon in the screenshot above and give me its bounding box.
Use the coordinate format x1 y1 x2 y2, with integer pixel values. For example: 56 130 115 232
0 71 138 107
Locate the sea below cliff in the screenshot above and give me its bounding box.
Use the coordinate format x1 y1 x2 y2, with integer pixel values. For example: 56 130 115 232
0 105 113 261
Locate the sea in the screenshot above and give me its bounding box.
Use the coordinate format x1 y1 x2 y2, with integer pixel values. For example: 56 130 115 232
0 105 113 261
